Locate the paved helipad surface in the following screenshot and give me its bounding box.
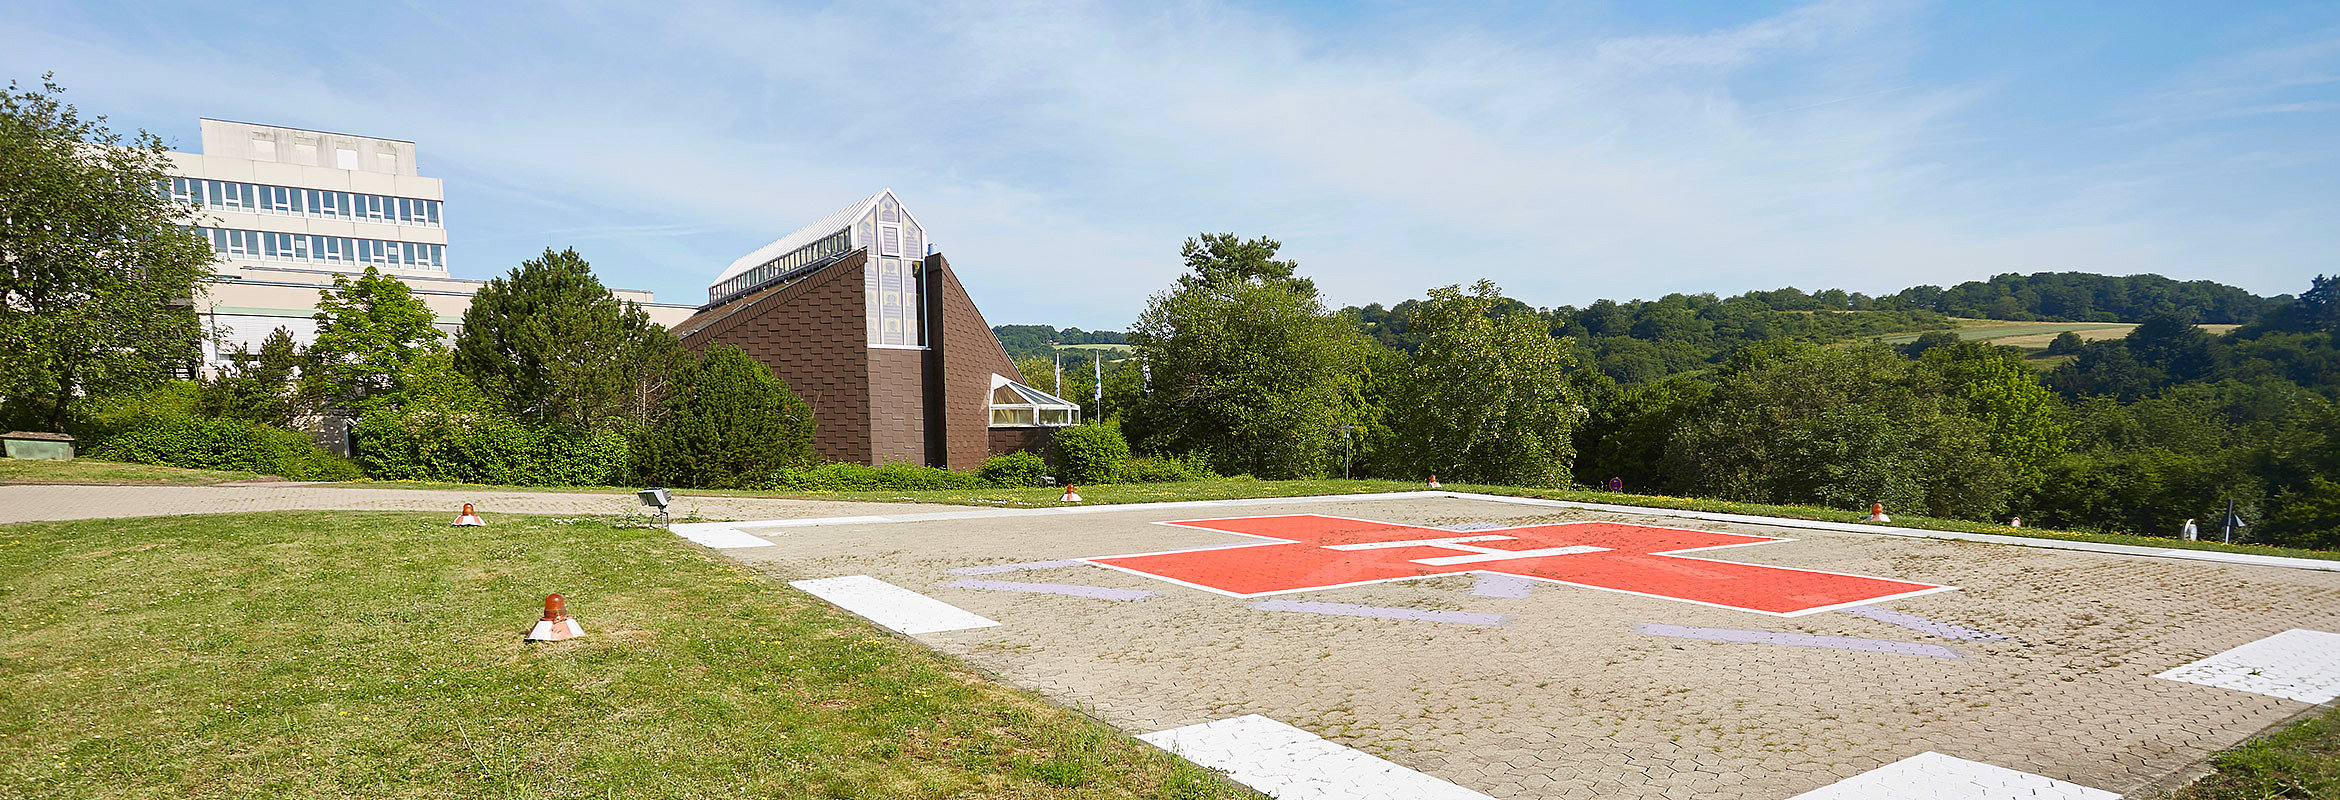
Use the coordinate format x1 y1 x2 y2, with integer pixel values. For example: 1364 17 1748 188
688 493 2340 800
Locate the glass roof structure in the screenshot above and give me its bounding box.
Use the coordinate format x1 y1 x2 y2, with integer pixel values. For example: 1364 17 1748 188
989 374 1081 428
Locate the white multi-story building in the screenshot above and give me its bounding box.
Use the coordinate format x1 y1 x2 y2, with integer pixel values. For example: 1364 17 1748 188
166 119 694 368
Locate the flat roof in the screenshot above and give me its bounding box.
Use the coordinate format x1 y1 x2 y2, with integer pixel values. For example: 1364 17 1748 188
200 118 416 144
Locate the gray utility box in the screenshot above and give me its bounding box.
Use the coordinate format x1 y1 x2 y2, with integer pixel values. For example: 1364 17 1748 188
2 431 76 460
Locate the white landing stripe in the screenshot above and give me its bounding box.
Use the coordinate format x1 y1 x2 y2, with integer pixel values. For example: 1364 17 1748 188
2156 628 2340 704
668 524 773 549
1786 752 2120 800
1140 715 1494 800
787 575 1001 635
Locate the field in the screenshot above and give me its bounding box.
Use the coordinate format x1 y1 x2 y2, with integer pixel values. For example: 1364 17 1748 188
1877 318 2241 348
0 511 1245 799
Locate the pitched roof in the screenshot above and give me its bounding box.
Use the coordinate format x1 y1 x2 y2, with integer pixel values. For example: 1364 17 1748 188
711 190 889 288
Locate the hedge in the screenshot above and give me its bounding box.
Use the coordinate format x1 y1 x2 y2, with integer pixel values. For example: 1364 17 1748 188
1052 424 1129 485
89 416 363 481
764 462 990 492
978 451 1049 487
356 407 629 487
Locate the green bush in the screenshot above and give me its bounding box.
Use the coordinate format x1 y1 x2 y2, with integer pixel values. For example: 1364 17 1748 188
1115 454 1215 483
89 416 362 480
1052 424 1130 485
633 345 815 489
355 406 629 487
765 462 989 492
979 451 1049 487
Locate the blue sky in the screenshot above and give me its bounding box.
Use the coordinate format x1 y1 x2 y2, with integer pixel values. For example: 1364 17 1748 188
5 1 2335 329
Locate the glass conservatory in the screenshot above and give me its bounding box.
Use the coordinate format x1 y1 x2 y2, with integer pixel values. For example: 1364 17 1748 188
989 374 1082 427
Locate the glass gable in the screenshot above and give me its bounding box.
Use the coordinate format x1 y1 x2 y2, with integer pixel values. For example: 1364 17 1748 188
988 375 1080 428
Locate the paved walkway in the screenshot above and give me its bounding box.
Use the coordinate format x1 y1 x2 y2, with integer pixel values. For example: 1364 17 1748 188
0 484 961 524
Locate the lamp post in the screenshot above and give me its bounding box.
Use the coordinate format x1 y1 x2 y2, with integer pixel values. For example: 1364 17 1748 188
1336 425 1354 480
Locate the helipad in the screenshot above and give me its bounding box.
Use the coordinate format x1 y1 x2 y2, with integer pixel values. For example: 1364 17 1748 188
679 492 2340 800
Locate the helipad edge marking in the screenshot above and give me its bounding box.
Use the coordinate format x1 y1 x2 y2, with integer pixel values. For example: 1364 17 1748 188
788 575 1000 635
1783 751 2118 799
2155 628 2340 704
1140 715 1496 800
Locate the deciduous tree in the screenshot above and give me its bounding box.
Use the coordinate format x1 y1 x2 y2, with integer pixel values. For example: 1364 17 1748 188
302 265 442 412
0 76 211 430
452 247 674 430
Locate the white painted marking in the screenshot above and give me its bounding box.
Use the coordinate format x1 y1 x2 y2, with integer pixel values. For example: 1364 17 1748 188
787 575 1001 635
2156 629 2340 704
668 524 773 549
1785 751 2119 799
1140 715 1494 800
1412 545 1609 565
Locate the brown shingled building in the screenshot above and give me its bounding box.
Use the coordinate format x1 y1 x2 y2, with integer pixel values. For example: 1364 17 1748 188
672 191 1078 469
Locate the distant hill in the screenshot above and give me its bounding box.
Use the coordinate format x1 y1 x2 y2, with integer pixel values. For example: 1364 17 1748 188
1873 272 2281 324
992 325 1128 361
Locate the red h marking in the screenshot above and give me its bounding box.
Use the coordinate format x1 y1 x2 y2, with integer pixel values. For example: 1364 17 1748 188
1086 514 1950 616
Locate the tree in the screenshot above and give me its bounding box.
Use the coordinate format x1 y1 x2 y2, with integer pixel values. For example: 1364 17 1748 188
1126 234 1361 478
1920 340 2068 493
632 345 814 489
1667 342 2014 518
2045 331 2084 355
302 265 443 412
200 327 302 427
0 76 211 430
452 247 674 430
1380 281 1583 485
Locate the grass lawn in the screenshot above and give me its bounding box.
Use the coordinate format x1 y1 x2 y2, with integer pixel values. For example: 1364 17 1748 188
0 458 262 486
0 511 1248 799
2169 703 2340 799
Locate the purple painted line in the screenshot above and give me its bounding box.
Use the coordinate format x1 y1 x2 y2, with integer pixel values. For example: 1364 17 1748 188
1840 605 2011 642
949 559 1087 576
1633 622 1962 659
1251 599 1508 626
1439 521 1514 532
1471 573 1535 599
947 578 1155 601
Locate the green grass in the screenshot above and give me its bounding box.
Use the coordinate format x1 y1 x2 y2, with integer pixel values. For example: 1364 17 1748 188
316 477 2340 563
0 457 263 485
0 511 1249 799
2169 703 2340 799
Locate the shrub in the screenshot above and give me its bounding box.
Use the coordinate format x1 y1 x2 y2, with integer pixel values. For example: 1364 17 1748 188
633 345 815 489
89 416 363 480
979 451 1049 487
765 462 989 492
1114 454 1215 483
1053 423 1130 485
355 406 629 487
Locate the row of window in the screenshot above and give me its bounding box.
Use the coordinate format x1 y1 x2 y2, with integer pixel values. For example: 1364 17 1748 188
867 256 926 347
199 227 446 270
710 230 853 303
167 177 442 227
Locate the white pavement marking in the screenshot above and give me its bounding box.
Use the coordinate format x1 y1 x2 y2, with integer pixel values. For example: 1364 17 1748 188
1140 715 1497 800
1785 751 2120 799
946 578 1156 601
667 524 773 549
787 575 1001 635
694 490 2340 573
2155 629 2340 704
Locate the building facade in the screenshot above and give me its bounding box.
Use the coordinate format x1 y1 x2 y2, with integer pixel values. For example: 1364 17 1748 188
166 119 694 368
675 190 1077 469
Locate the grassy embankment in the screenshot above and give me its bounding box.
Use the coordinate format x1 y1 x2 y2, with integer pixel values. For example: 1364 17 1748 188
2166 704 2340 799
0 511 1247 799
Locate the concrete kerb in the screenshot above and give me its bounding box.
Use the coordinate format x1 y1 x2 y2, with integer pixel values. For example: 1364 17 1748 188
672 490 2340 574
